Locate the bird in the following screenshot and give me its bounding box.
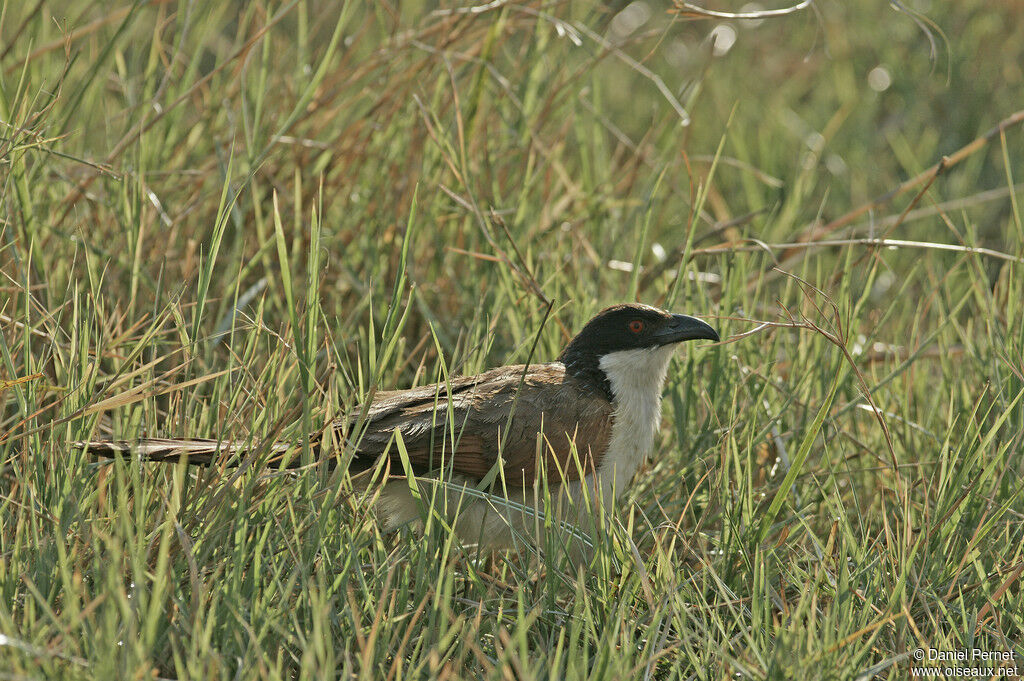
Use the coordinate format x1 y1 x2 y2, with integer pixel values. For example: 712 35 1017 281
80 303 719 547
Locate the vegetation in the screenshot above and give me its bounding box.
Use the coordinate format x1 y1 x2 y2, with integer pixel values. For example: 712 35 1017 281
2 1 1022 678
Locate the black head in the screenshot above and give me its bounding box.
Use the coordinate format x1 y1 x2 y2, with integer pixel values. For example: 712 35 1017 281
558 303 718 399
560 303 719 358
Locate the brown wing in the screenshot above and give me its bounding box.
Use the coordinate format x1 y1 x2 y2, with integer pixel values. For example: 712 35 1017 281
339 363 614 487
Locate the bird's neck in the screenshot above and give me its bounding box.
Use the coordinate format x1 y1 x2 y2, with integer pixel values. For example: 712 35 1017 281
597 345 675 419
558 347 614 401
594 345 678 491
559 343 677 409
598 342 675 395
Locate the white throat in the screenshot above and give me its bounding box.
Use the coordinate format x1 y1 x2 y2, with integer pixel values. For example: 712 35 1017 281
596 344 678 494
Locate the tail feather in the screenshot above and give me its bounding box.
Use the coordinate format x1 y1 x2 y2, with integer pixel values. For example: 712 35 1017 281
77 438 301 468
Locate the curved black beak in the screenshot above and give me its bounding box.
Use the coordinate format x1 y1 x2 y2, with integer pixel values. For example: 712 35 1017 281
653 314 719 345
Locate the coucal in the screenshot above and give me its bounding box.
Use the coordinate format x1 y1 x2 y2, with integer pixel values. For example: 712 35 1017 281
80 303 719 546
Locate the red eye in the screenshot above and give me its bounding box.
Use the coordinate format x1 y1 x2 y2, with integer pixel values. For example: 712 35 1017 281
628 320 644 334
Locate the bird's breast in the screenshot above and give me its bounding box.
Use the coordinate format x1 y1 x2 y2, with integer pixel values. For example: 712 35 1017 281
598 390 663 491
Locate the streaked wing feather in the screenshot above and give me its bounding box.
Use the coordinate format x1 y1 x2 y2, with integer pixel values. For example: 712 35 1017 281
343 363 613 486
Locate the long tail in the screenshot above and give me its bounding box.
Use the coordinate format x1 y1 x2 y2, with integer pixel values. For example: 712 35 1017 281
77 438 304 468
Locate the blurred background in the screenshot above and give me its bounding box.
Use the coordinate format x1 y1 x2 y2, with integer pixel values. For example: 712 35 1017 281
4 1 1021 354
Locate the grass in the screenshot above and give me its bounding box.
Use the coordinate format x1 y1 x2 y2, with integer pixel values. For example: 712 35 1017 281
2 1 1023 679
